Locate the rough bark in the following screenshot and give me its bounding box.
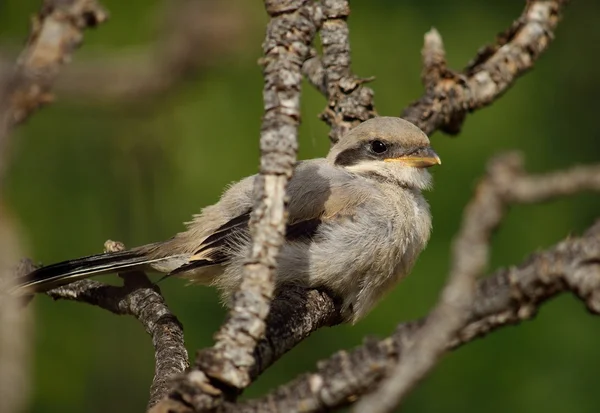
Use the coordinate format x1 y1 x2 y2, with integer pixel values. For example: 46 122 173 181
150 1 322 411
402 0 569 135
312 0 378 144
44 241 189 409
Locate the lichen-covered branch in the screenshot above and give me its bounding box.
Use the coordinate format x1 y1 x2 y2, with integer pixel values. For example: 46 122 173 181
198 0 320 391
251 287 342 380
316 0 377 144
302 48 327 96
402 0 569 135
222 157 600 413
151 2 322 412
44 241 188 410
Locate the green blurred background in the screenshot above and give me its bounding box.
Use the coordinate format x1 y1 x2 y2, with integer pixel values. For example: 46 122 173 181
2 0 600 411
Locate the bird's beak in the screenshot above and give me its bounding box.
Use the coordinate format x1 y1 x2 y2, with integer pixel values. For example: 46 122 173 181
384 147 441 168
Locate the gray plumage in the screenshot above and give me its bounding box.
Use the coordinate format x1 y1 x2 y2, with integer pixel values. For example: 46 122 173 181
12 117 440 323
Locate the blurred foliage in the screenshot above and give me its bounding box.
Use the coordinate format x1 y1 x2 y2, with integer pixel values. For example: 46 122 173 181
1 0 599 412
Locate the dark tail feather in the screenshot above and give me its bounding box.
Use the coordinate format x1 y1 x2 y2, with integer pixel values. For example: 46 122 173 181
11 250 156 295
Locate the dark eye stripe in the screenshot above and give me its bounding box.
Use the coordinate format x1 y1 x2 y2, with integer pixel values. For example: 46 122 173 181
334 142 432 167
335 140 393 166
334 146 368 166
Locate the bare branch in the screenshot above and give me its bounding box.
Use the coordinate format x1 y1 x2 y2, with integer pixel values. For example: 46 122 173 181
151 2 322 411
251 287 343 380
420 28 448 89
302 48 327 95
45 241 188 409
198 0 320 390
317 0 377 144
402 0 569 135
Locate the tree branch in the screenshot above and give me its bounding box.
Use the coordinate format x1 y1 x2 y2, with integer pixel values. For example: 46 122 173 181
221 223 600 412
151 1 322 411
250 287 343 380
315 0 377 144
44 241 188 410
402 0 569 135
302 48 327 96
221 156 600 413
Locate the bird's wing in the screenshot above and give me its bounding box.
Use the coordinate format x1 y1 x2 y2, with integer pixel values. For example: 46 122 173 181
170 213 324 275
169 160 374 275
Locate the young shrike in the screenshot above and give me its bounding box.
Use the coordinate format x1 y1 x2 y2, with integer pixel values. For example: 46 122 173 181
12 117 440 323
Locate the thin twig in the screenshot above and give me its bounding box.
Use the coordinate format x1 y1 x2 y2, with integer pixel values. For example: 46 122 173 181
317 0 377 144
402 0 569 135
420 28 449 89
198 0 320 390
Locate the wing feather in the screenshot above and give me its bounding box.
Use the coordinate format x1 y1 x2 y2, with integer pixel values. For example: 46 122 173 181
169 160 375 275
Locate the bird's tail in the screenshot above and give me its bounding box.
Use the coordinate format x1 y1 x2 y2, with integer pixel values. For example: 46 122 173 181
10 250 159 295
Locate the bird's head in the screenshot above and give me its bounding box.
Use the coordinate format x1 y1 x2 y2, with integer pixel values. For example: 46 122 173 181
327 117 441 189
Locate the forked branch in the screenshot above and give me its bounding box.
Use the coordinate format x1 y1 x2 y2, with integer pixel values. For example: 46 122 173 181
402 0 569 135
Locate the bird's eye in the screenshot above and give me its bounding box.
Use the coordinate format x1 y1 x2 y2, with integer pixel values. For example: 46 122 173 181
370 140 387 154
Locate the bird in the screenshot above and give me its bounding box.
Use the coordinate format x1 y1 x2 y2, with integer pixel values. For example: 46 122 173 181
10 117 440 323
